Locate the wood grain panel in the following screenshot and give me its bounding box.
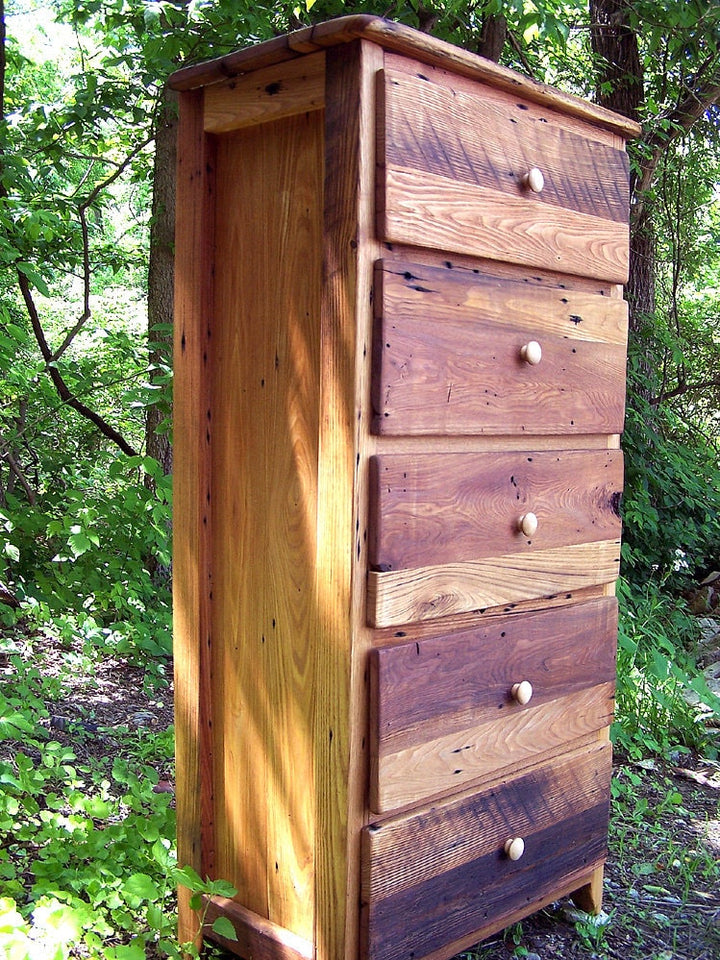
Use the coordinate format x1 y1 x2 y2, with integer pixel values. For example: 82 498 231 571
367 538 621 627
373 261 627 436
381 67 629 222
371 597 617 746
210 111 323 938
204 897 313 960
376 258 629 343
204 53 325 132
173 88 216 947
381 165 629 282
362 744 611 960
370 449 623 571
373 682 615 811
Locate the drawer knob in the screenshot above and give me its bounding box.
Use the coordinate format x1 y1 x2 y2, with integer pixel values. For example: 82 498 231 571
520 341 542 365
511 680 534 705
517 512 538 537
522 167 545 193
504 837 526 861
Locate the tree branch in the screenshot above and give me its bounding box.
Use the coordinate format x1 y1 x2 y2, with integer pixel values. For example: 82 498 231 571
652 376 720 406
16 269 139 456
635 71 720 208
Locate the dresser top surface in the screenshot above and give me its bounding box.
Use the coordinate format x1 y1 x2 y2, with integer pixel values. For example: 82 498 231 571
168 14 641 140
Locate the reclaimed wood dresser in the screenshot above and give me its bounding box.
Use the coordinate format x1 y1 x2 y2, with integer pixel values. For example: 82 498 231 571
170 16 640 960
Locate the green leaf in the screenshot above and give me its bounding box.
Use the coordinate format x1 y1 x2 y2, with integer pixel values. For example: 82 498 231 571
123 873 160 902
211 916 238 941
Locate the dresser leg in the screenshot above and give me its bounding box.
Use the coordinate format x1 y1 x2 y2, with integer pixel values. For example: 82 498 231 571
571 864 604 914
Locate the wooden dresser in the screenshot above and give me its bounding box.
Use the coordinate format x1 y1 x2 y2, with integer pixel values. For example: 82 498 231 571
171 17 640 960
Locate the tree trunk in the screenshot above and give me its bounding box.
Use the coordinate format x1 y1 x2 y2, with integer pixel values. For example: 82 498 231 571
145 83 177 479
477 14 507 63
589 0 657 396
144 84 177 585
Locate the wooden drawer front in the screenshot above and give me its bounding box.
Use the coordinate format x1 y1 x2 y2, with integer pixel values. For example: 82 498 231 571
369 597 616 812
367 450 622 628
377 66 630 282
362 743 611 960
372 260 628 437
370 449 622 571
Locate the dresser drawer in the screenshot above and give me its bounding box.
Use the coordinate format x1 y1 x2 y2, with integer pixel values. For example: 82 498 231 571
377 63 630 282
362 742 612 960
369 597 616 812
372 260 628 436
367 450 622 628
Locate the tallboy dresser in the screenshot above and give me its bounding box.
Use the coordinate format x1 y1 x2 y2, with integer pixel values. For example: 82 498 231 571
170 17 640 960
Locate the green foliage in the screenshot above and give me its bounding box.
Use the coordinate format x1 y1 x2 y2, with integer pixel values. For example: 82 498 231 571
614 577 720 759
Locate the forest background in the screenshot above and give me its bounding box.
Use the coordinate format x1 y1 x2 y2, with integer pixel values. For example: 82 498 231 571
0 0 719 957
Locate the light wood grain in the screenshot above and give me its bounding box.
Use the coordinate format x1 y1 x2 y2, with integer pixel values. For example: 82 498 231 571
172 88 215 948
204 53 325 132
380 67 630 223
376 259 629 344
371 597 617 749
373 682 615 811
204 897 313 960
367 538 621 627
313 39 385 960
381 165 630 282
369 450 623 571
210 111 323 938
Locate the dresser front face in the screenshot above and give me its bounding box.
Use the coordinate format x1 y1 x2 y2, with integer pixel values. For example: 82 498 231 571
360 49 629 960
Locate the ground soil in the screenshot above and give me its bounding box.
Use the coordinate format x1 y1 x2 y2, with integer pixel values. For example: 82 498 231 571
34 641 720 960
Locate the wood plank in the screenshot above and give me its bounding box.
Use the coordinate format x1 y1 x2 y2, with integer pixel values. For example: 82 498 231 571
373 682 615 811
369 450 623 571
204 53 325 132
371 597 617 747
381 165 630 282
381 67 630 223
367 538 621 627
362 744 611 960
365 742 611 895
313 39 385 960
172 88 216 947
210 111 323 938
376 259 629 344
204 896 313 960
169 17 642 141
373 261 627 436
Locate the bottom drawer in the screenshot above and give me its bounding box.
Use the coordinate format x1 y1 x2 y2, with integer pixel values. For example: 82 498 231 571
361 742 611 960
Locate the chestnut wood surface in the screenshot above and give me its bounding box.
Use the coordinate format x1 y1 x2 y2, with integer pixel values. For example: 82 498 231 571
379 165 630 283
367 538 621 627
372 681 615 810
380 67 630 223
369 450 623 571
371 597 617 747
204 52 325 132
373 260 627 435
172 88 216 948
362 743 611 960
209 110 323 938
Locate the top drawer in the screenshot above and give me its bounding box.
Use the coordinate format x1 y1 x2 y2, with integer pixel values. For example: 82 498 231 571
377 63 631 282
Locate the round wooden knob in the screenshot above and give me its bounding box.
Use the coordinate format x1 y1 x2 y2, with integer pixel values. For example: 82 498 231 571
523 167 544 193
517 512 538 537
505 837 525 861
511 681 534 705
520 341 542 365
